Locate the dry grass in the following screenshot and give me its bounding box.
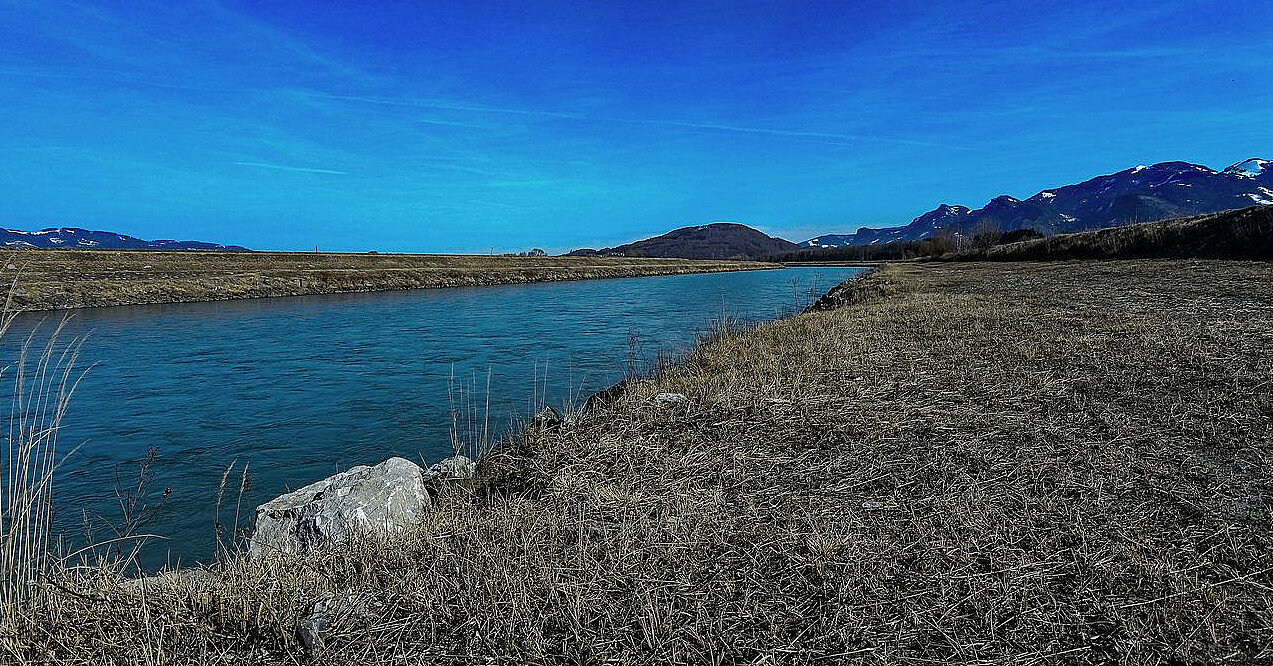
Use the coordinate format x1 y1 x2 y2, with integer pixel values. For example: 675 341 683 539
0 299 83 624
5 260 1272 664
0 251 773 311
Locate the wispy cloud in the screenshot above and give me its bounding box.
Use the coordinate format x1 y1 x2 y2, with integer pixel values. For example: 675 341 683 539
7 5 969 153
318 91 974 150
10 145 76 152
465 199 521 209
635 118 973 150
233 161 347 175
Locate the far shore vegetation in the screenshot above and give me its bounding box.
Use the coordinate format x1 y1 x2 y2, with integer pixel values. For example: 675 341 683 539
2 257 1269 663
0 252 774 311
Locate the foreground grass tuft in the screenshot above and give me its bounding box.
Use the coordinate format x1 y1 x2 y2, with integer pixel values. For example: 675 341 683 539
6 260 1272 664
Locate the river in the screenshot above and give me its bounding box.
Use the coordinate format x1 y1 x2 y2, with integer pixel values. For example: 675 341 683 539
10 266 865 568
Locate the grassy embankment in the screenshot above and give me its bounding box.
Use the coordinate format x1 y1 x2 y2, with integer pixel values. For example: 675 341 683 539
6 259 1273 663
0 251 774 310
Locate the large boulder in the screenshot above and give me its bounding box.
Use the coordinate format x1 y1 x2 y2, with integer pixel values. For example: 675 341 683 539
250 456 431 556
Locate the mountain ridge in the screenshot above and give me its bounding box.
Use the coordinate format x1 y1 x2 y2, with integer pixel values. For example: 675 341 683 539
802 158 1273 247
0 227 250 251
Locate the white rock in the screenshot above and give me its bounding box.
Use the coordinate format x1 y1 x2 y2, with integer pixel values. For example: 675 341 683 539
653 392 688 405
250 457 430 556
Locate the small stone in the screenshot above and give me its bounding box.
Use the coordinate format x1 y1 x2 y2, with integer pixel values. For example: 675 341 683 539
298 595 334 653
423 455 476 483
653 392 688 405
529 405 562 430
583 379 628 412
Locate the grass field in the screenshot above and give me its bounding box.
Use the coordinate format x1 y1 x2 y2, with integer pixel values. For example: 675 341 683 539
0 250 773 310
6 259 1272 664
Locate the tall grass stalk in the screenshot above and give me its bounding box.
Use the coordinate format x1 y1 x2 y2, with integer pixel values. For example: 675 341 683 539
448 365 494 461
0 288 84 620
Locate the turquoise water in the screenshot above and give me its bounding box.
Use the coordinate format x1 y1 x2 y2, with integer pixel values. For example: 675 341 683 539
15 266 864 568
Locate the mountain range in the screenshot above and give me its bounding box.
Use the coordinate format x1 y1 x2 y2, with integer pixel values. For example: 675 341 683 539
567 223 797 260
0 227 249 251
11 156 1269 258
802 158 1273 247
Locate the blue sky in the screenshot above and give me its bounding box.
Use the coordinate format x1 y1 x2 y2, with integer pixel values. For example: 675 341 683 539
2 0 1270 252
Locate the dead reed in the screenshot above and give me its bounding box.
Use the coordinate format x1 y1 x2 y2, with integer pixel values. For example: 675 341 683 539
0 299 84 624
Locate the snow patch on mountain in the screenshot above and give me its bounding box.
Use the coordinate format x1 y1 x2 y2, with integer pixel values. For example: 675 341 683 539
1248 187 1273 205
1226 158 1270 178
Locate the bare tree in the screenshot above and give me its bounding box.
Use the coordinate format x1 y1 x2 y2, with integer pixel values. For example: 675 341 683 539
971 218 1003 250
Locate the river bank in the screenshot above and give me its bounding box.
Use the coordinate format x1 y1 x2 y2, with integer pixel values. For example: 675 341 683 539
0 250 774 310
18 266 862 570
10 259 1272 663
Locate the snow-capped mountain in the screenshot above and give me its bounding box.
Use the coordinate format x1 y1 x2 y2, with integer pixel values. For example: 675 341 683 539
802 158 1273 247
0 227 249 251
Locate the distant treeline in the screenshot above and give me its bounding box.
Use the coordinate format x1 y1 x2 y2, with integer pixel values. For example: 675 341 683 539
767 228 1043 262
940 205 1273 261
